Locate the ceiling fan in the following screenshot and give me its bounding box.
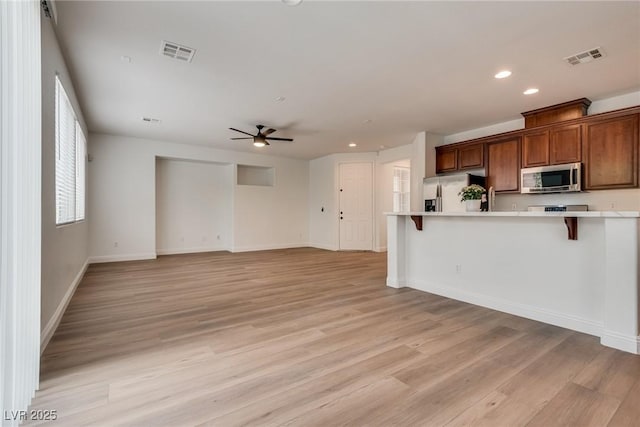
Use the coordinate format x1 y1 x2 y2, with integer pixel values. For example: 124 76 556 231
229 125 294 147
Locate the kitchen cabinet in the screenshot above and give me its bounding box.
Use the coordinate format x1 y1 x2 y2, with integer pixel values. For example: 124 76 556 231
522 124 582 168
435 147 457 173
487 137 520 192
435 143 483 173
458 143 484 170
550 124 582 164
522 130 550 167
582 114 639 190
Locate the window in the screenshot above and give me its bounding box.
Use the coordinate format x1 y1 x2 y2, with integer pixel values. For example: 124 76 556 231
55 76 86 224
393 166 410 212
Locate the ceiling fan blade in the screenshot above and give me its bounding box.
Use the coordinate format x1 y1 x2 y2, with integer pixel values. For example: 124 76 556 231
262 128 277 136
231 137 253 140
229 127 255 137
265 137 294 141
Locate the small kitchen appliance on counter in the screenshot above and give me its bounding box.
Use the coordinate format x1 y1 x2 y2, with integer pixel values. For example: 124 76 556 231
527 204 588 212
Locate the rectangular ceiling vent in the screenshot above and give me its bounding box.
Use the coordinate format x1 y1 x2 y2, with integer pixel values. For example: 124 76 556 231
142 117 161 124
564 47 605 66
160 40 196 63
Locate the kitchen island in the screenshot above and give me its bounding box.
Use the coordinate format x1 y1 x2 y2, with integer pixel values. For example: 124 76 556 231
386 211 640 354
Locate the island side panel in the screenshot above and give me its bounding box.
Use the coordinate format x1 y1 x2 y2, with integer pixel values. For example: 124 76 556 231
386 215 407 288
404 216 606 339
601 218 640 353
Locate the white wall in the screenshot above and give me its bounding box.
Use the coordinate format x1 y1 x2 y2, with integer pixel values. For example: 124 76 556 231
309 144 420 252
40 12 89 346
308 152 377 251
156 159 232 254
234 162 309 252
88 133 309 262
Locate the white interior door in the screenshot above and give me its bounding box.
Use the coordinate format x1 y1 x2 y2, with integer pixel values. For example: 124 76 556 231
339 162 373 250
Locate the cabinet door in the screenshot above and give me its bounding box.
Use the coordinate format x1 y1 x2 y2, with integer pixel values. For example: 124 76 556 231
435 147 457 173
551 124 581 164
487 138 521 192
522 130 549 167
583 115 639 190
458 143 484 170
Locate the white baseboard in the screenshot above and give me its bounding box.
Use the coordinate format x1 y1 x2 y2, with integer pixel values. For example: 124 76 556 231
41 259 89 353
308 242 339 251
375 246 387 253
88 252 157 264
156 246 229 256
408 278 604 338
231 243 309 253
601 330 640 354
386 278 405 288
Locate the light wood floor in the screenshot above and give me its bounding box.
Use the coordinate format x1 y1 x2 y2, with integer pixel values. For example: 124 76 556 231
28 248 640 426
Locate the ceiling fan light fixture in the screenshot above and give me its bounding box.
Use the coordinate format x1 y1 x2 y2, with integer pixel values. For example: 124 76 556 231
253 141 266 147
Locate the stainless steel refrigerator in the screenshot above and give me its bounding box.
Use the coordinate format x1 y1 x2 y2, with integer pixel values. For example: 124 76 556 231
423 173 486 212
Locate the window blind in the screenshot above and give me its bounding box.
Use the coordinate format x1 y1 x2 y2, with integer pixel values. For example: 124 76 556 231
75 122 86 220
55 76 85 224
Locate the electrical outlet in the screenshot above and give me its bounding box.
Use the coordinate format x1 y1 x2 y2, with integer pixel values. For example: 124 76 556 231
455 264 462 273
610 202 615 209
114 242 118 248
511 203 518 211
216 235 220 240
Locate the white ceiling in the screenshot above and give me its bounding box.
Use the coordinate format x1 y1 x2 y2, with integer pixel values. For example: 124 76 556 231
53 1 640 160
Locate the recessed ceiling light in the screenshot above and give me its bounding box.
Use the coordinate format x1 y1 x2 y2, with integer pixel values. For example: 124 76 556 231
282 0 302 5
363 119 372 124
275 96 286 102
523 88 539 95
380 145 386 149
494 70 511 79
120 55 131 63
349 143 357 148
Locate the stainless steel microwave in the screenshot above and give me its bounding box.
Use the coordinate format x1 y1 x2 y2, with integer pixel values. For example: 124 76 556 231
520 162 581 194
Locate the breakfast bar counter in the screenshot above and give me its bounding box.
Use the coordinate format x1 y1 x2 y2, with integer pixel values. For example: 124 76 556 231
386 211 640 354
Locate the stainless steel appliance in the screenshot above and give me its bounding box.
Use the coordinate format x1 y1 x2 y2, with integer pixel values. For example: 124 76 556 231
521 162 581 194
527 204 588 212
424 173 485 212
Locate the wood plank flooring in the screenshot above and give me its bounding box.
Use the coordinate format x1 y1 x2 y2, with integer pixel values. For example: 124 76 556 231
27 248 640 426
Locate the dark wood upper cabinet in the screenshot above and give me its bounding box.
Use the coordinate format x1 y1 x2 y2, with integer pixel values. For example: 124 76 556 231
522 130 550 167
458 143 484 170
582 114 639 190
432 104 638 192
521 98 591 128
487 138 521 192
550 124 582 165
435 147 457 173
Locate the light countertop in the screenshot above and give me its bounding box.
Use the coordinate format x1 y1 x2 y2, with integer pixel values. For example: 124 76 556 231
385 211 640 218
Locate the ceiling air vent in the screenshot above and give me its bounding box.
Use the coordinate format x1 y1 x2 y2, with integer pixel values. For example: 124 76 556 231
564 47 605 66
142 117 161 124
160 40 196 62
